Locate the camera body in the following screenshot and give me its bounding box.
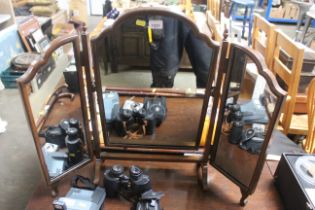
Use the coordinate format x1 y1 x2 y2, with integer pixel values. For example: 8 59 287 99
53 176 106 210
112 97 167 137
134 190 163 210
104 165 151 198
40 118 84 173
103 165 163 210
226 103 266 154
42 143 67 177
226 104 244 144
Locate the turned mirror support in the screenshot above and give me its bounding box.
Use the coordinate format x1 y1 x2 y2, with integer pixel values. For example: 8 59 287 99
240 189 249 206
196 162 210 190
51 185 59 197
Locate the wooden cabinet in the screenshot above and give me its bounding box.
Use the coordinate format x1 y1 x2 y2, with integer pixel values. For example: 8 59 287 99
111 18 150 70
109 15 191 72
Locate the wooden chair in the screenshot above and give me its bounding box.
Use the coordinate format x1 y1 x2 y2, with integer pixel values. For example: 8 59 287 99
251 13 276 69
270 29 306 135
207 0 221 21
303 78 315 153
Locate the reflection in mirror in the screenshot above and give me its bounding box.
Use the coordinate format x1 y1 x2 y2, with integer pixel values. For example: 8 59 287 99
93 13 217 148
26 45 90 179
214 50 278 187
100 16 213 89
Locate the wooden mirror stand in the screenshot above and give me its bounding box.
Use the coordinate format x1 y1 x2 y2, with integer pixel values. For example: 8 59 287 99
18 8 286 206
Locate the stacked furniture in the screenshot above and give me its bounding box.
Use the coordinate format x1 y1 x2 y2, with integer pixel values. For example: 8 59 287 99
250 14 315 148
270 29 306 135
251 13 276 69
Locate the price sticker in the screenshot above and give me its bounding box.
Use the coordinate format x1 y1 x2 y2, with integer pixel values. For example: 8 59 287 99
136 19 146 27
148 20 163 30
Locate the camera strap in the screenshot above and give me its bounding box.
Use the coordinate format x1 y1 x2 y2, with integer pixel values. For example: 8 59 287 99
123 123 146 140
71 175 96 190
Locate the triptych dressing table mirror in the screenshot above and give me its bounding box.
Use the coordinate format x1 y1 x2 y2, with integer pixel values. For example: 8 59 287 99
18 7 286 206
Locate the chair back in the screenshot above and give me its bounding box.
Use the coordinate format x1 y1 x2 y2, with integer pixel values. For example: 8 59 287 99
270 29 304 134
252 13 276 68
304 79 315 153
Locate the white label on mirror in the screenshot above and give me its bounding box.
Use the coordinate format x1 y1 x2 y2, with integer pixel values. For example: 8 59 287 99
149 20 163 29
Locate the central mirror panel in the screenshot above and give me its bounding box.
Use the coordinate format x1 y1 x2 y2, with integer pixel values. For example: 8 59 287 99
92 8 219 148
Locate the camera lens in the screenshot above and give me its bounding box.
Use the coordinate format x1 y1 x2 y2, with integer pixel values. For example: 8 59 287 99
234 111 243 121
138 108 146 118
120 109 132 121
129 165 143 180
59 119 70 133
67 127 78 139
109 165 124 177
231 104 241 112
69 118 79 128
65 128 82 166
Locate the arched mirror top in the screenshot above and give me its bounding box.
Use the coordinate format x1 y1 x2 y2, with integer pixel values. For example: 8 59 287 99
90 7 219 49
228 42 287 98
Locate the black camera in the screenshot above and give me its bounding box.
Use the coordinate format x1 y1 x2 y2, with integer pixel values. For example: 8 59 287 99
239 128 265 154
226 103 241 123
40 125 67 148
228 111 244 144
104 165 151 198
40 118 84 168
134 190 163 210
65 127 83 166
103 165 163 210
225 104 244 144
226 103 266 154
40 118 84 147
112 97 167 137
53 175 106 210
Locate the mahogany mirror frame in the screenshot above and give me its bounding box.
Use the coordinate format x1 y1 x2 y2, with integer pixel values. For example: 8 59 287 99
202 41 287 205
17 34 94 192
90 7 221 151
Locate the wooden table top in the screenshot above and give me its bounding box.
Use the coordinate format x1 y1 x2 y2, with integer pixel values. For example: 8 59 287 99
25 159 284 210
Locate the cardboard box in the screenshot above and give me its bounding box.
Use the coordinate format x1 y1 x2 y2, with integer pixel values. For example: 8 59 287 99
269 6 284 18
283 3 299 19
69 0 88 24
